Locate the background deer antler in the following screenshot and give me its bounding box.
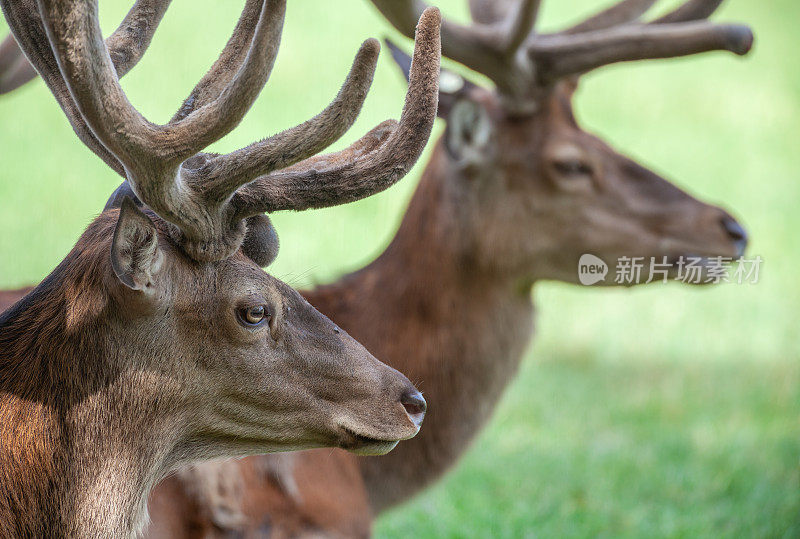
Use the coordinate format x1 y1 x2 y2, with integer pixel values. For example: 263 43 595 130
1 0 173 174
0 34 35 93
0 0 171 94
0 0 441 261
368 0 751 113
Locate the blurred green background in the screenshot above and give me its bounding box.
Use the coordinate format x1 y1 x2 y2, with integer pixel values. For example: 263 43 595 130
0 0 797 536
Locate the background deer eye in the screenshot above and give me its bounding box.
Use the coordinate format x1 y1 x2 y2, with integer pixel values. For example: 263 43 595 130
238 305 269 327
553 159 592 177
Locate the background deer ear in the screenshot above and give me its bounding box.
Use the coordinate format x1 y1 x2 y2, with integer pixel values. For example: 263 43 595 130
104 181 142 211
241 214 280 267
111 197 164 291
443 98 493 168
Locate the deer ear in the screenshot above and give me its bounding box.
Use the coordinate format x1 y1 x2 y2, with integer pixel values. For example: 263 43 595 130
111 197 164 291
241 214 280 268
444 98 493 168
384 38 478 119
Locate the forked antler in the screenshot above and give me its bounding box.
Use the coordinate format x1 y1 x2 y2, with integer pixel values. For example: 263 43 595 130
368 0 751 112
0 0 441 261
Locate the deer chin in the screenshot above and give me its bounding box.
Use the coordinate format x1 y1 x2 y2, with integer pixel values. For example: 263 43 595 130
341 430 401 456
335 423 417 456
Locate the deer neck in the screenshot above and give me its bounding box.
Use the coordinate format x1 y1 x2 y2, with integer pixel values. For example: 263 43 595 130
0 276 185 537
306 144 536 512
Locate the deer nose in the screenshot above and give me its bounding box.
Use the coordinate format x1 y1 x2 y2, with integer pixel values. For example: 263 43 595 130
720 215 748 257
400 389 426 427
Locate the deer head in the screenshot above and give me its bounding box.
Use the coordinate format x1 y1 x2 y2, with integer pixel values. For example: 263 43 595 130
370 0 751 285
0 0 440 463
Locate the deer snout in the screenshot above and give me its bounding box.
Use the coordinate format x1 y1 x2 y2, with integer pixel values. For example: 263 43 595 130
400 389 426 428
720 215 748 257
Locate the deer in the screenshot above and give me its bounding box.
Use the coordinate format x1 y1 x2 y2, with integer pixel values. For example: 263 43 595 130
0 0 753 537
0 0 443 536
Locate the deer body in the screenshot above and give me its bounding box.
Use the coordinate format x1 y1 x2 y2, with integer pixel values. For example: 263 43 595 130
1 82 751 539
310 156 536 508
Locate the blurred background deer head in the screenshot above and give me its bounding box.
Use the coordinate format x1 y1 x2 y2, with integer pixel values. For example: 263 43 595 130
374 0 751 285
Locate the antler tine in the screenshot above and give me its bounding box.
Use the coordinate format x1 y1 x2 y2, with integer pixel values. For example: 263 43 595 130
170 0 266 123
463 0 542 53
103 0 173 78
562 0 658 34
0 34 18 73
529 20 752 83
188 39 381 204
154 0 286 163
561 0 725 35
500 0 541 55
231 7 442 219
0 35 37 93
2 0 277 177
0 0 172 175
0 56 36 94
653 0 725 24
2 0 123 174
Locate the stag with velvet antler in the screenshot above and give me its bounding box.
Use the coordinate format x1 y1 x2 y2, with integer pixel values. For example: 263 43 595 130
0 0 442 536
63 0 753 536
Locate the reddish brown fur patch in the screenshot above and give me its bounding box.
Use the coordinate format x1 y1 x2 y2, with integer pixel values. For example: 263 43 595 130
0 288 32 313
149 451 372 538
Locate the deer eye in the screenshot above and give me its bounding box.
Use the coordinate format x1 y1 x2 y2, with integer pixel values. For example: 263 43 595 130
237 305 270 327
553 159 592 177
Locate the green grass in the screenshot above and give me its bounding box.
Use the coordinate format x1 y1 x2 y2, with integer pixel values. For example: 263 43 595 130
377 355 799 538
1 1 798 537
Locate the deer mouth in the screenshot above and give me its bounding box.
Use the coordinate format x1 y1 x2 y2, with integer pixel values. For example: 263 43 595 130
338 426 401 456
